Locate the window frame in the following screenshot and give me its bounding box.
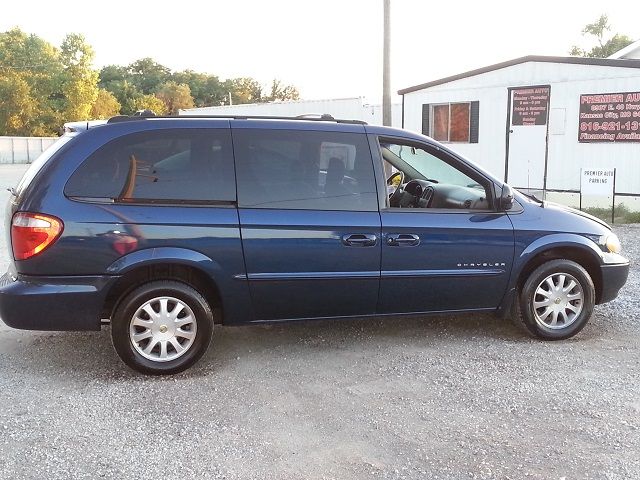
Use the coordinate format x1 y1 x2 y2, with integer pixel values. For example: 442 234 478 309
430 102 471 144
64 128 236 207
232 128 380 212
374 135 498 213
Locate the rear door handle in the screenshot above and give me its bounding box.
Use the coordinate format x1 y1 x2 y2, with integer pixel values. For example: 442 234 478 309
342 234 378 247
387 233 420 246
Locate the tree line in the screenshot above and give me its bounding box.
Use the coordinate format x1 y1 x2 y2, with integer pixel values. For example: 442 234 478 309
0 28 300 136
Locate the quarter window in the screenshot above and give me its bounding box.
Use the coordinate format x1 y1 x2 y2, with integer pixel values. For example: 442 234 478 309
233 129 378 211
65 129 235 203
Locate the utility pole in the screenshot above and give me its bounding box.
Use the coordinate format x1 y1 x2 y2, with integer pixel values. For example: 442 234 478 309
382 0 391 127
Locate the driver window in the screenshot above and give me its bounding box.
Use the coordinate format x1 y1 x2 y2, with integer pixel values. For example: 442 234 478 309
381 141 491 210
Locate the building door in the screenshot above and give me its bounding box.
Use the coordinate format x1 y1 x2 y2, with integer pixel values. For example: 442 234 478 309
506 86 550 191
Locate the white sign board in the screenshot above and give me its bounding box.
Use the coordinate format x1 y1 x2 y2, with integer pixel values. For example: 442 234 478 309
581 169 615 196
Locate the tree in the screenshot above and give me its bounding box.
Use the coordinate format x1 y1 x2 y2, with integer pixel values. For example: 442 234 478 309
129 57 171 94
155 81 194 114
131 94 168 115
59 33 99 122
224 77 263 105
172 70 225 107
90 88 121 119
0 28 63 135
101 79 141 115
569 14 634 58
264 79 300 102
0 72 37 135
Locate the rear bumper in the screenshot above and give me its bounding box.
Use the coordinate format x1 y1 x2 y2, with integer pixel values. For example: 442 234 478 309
0 271 116 331
598 261 630 304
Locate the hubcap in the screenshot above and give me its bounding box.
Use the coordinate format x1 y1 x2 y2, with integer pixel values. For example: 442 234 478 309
532 273 584 330
129 296 197 362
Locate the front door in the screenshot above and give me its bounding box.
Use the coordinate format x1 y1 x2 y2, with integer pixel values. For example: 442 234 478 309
232 124 381 321
375 136 514 314
506 85 551 192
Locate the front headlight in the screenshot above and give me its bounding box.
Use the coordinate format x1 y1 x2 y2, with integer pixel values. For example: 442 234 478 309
600 233 622 254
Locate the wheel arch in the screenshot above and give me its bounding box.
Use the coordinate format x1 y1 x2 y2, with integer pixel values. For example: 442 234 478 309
515 235 603 303
103 248 225 324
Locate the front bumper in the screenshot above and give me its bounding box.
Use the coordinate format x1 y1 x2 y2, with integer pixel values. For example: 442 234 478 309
0 271 117 331
597 261 630 304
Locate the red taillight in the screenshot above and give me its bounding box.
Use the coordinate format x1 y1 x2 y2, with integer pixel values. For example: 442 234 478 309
11 212 64 261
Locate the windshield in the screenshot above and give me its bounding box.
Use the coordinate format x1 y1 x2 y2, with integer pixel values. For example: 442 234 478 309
15 135 73 196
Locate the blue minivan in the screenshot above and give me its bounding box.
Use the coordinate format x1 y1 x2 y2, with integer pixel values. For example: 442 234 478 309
0 115 629 374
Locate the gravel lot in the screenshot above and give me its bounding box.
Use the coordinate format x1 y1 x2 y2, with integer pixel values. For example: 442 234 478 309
0 165 638 479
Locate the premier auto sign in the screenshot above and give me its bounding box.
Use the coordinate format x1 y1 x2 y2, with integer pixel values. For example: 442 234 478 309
579 92 640 143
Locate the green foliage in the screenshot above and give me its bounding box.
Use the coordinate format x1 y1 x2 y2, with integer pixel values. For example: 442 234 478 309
155 82 194 114
264 79 300 102
0 28 64 135
59 33 99 122
131 94 168 115
172 70 225 107
0 27 301 135
128 57 171 94
224 77 263 104
583 203 640 224
0 72 37 135
90 88 121 119
569 14 634 58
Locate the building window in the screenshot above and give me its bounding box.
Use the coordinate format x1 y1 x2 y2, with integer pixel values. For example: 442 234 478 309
422 101 479 144
432 103 470 142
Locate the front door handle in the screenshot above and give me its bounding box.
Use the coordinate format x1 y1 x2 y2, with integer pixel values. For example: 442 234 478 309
342 234 378 247
387 233 420 246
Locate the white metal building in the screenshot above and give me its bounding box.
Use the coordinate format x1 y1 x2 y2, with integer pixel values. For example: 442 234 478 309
399 56 640 208
180 97 402 127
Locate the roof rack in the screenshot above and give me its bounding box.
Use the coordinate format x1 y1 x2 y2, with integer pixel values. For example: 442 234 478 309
107 113 367 125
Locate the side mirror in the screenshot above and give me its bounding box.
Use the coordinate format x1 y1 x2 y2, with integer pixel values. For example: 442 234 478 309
500 184 514 211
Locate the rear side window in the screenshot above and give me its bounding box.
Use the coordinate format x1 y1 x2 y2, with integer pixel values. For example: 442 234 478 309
16 136 72 197
233 129 378 211
65 129 235 203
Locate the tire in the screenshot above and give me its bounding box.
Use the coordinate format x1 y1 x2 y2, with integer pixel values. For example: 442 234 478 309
513 259 595 340
111 280 214 375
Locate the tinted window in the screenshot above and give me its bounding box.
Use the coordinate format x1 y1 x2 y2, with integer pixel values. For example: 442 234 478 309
65 129 235 202
234 129 377 211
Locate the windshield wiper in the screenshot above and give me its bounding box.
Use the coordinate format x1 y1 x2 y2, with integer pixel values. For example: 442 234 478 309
7 187 17 197
520 191 543 205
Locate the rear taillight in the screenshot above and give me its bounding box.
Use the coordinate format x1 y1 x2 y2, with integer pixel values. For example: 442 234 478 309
11 212 64 261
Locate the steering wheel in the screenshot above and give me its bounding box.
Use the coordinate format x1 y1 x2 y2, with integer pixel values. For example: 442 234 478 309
387 171 404 207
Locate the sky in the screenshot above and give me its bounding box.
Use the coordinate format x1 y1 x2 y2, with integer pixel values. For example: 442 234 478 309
2 0 639 103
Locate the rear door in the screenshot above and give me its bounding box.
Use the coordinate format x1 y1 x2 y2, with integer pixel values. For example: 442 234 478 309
232 122 381 321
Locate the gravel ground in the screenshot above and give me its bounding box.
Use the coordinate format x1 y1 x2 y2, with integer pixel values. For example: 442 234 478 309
0 165 639 479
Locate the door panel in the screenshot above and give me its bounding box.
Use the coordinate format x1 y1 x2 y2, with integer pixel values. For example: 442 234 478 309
379 211 514 314
507 86 550 190
239 209 380 320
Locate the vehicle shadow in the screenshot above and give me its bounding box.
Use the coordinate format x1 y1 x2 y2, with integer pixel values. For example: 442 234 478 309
0 312 543 381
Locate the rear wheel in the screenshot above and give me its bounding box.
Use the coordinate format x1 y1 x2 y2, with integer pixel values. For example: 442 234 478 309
111 281 213 375
513 259 595 340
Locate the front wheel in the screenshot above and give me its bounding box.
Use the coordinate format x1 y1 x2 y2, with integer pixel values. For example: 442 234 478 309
111 281 214 375
514 259 595 340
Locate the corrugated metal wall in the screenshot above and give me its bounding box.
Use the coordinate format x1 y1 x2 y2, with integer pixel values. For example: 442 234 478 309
403 62 640 195
0 136 57 164
180 97 403 127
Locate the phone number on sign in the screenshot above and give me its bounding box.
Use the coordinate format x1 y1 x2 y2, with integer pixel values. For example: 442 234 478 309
580 121 640 132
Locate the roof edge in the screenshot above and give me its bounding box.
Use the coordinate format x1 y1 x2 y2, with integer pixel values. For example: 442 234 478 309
398 55 640 95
